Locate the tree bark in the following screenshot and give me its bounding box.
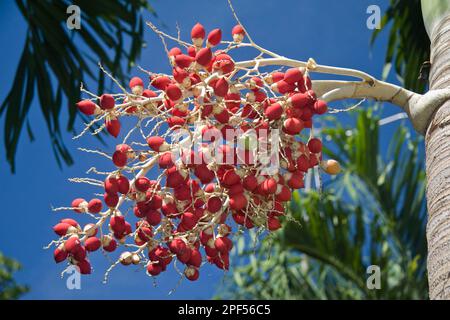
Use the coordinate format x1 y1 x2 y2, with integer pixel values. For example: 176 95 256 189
426 13 450 299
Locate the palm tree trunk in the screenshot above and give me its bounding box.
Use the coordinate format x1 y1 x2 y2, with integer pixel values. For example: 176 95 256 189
426 13 450 299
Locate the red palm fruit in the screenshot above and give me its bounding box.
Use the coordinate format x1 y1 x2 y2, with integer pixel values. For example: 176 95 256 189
87 198 102 214
272 201 285 214
224 92 241 110
173 67 189 86
297 154 310 172
53 223 74 236
71 198 88 213
73 246 86 262
300 107 313 121
165 83 183 102
232 24 245 42
95 198 112 218
135 177 151 192
230 193 248 210
166 169 186 188
177 247 192 264
228 183 244 196
83 223 97 237
268 216 281 231
116 175 130 194
116 143 132 155
181 212 198 230
191 23 205 44
307 138 322 153
265 71 285 84
205 241 218 258
194 164 215 183
306 89 317 101
204 183 216 193
262 178 278 194
134 205 147 218
104 176 119 195
54 246 68 263
314 100 328 114
151 75 172 90
214 109 230 124
214 237 231 253
85 237 101 252
158 151 174 168
264 102 283 120
60 219 79 229
77 259 92 275
213 53 235 74
151 246 173 265
175 54 194 68
112 150 127 167
105 118 120 137
200 229 213 244
184 266 199 281
231 212 247 226
284 67 303 84
195 47 213 66
99 94 115 110
214 253 230 270
64 236 81 253
167 116 186 128
147 136 167 152
137 227 153 242
169 47 182 57
101 235 117 252
276 185 292 202
129 76 144 95
213 78 229 97
76 100 96 115
147 194 163 210
222 169 240 186
110 216 126 234
304 119 313 128
187 45 196 57
161 201 178 217
286 171 304 189
246 76 263 91
146 210 161 226
271 80 295 94
206 28 221 46
146 262 162 276
283 117 304 135
169 238 187 255
243 174 258 191
289 92 310 109
207 197 222 213
297 75 312 92
174 186 191 201
309 155 319 167
187 249 202 268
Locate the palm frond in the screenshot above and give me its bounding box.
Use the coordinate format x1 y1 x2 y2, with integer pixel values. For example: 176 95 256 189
1 0 156 172
371 0 429 93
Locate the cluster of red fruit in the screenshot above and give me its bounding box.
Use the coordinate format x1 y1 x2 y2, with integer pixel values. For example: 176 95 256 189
52 22 340 282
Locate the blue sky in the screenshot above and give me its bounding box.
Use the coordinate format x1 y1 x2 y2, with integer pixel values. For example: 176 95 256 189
0 0 414 299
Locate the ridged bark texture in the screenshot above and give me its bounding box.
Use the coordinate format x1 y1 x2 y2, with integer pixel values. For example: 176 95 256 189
426 13 450 299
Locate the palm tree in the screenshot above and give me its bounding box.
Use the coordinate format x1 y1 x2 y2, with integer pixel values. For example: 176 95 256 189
378 0 450 299
419 1 450 300
219 108 428 299
0 0 155 172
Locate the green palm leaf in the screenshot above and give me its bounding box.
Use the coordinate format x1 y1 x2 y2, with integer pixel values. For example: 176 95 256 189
372 0 430 93
1 0 156 172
